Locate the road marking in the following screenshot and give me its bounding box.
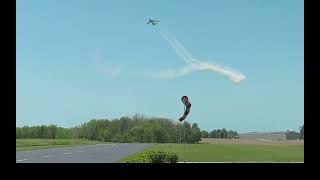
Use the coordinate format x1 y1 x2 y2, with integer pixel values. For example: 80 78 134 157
43 155 51 157
63 152 72 155
17 158 29 162
77 151 84 152
259 139 273 141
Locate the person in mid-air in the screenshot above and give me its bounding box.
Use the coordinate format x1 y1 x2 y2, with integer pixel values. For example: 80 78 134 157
179 96 191 122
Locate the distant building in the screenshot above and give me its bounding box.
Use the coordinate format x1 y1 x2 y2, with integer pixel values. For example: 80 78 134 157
239 130 300 140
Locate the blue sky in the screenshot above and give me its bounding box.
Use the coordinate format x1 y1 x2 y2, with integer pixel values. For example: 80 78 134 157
16 0 304 133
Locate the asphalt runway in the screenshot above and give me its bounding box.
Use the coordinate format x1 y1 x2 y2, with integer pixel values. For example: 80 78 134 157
16 143 150 163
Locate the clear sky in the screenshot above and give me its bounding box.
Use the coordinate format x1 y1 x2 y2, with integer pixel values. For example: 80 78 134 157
16 0 304 133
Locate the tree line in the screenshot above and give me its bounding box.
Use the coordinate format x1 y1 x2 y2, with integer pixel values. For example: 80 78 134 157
200 128 238 139
16 115 239 143
16 116 201 143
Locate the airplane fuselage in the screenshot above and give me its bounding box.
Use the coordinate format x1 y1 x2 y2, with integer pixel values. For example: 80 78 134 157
147 19 159 25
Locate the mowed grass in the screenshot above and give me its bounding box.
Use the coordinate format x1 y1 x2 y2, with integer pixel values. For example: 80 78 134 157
121 143 304 162
16 138 105 151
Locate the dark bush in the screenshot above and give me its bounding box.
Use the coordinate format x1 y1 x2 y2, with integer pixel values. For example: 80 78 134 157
122 150 179 163
147 151 178 163
165 152 179 163
148 151 167 163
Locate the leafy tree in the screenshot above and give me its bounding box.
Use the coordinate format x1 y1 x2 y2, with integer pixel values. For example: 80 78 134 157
300 124 304 140
201 130 209 138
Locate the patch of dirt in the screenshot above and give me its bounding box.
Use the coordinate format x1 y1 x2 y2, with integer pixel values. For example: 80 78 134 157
200 138 304 145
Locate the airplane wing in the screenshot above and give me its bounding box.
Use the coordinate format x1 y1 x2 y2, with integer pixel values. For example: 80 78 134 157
147 21 150 24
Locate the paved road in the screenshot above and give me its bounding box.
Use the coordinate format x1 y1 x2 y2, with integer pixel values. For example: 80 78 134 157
16 143 150 163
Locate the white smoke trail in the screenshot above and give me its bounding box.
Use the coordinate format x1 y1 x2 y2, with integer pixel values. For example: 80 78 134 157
150 65 197 79
159 30 246 83
165 32 195 63
190 60 246 83
160 31 192 64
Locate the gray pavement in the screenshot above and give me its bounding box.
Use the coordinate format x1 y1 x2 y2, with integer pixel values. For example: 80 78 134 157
16 143 150 163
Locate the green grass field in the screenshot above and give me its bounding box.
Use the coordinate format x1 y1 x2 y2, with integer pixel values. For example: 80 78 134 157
17 139 304 162
120 143 304 162
16 138 105 151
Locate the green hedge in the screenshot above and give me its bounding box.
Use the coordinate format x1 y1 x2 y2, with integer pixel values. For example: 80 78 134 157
122 151 179 163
